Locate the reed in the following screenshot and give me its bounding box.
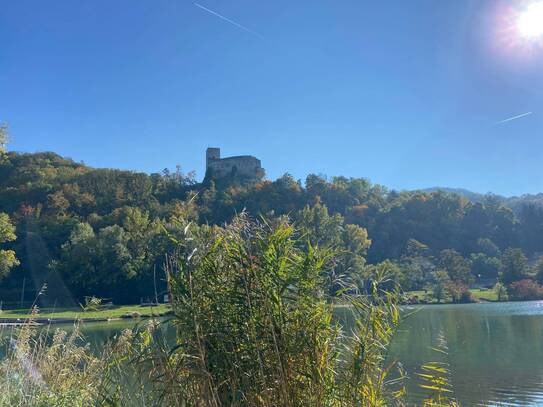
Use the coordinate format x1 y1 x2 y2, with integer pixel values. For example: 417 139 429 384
157 213 406 406
0 213 459 406
0 310 105 406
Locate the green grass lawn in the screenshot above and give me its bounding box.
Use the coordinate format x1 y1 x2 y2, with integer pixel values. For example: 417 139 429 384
469 288 498 302
1 289 500 320
0 304 171 320
405 288 498 303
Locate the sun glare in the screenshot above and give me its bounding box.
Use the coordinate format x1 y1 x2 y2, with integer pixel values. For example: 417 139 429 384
517 1 543 38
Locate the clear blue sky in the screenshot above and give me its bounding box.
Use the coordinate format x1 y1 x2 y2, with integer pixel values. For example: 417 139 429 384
1 0 542 196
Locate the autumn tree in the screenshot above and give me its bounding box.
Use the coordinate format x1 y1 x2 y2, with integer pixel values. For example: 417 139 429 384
0 213 19 279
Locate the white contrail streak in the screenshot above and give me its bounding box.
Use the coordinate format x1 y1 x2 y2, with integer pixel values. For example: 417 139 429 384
495 111 533 125
193 2 264 39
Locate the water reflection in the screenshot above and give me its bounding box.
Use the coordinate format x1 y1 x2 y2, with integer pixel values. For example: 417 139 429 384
3 303 543 405
390 302 543 406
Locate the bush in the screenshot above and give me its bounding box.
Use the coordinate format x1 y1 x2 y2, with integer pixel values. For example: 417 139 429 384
446 281 473 303
161 213 406 407
493 282 508 301
508 279 543 301
0 315 107 406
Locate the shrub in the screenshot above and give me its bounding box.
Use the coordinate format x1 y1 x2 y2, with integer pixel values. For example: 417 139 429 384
0 315 106 406
0 312 170 406
508 279 543 301
493 282 508 301
446 281 473 303
161 213 406 407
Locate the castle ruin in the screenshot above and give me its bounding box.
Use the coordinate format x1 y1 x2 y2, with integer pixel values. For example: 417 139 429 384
205 147 263 180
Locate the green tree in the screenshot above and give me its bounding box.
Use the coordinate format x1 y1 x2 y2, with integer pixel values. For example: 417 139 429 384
534 257 543 284
338 223 371 274
439 249 473 284
0 213 19 279
518 204 543 255
94 225 134 282
296 203 371 296
405 238 430 257
500 247 529 285
297 203 344 248
446 280 473 303
398 253 436 291
57 223 134 297
493 281 508 301
121 206 161 274
363 259 402 293
56 222 97 291
476 238 500 257
470 253 501 280
429 270 451 303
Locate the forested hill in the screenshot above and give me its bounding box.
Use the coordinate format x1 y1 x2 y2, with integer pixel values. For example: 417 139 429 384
422 187 543 213
1 150 543 304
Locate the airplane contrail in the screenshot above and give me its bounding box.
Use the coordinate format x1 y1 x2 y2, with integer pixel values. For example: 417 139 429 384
193 2 264 39
495 111 533 125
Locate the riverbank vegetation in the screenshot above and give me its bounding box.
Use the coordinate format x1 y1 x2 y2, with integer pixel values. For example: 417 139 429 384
2 148 543 307
0 215 462 406
0 144 538 404
0 304 170 321
160 214 406 406
404 288 499 304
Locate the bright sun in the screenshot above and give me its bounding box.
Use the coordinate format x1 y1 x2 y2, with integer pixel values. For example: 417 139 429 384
517 1 543 38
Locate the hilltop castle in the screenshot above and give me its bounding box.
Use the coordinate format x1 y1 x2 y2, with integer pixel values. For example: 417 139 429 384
205 147 263 180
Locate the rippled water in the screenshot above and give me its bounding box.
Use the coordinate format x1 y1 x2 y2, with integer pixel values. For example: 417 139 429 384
390 301 543 406
3 302 543 405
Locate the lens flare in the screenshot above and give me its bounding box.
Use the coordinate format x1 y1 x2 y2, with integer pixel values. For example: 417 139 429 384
517 2 543 38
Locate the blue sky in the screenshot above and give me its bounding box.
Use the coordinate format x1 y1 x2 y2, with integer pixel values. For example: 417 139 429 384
1 0 542 196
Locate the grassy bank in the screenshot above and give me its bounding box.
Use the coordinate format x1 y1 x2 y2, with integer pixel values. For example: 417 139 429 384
406 288 499 304
0 304 171 321
0 289 501 321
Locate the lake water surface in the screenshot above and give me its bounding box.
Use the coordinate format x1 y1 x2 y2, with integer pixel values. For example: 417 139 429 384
390 301 543 406
3 301 543 406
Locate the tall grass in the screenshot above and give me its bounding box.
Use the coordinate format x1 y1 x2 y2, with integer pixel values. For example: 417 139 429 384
0 314 172 406
0 312 106 406
417 331 458 407
159 213 406 406
0 213 458 406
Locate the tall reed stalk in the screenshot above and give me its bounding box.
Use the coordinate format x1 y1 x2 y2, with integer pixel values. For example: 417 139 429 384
0 213 460 406
159 213 406 407
0 310 106 406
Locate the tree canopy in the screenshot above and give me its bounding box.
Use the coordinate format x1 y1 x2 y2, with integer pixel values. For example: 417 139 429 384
1 150 543 303
0 213 19 280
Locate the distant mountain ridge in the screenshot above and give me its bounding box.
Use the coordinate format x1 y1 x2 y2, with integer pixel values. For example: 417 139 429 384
421 187 497 202
420 187 543 212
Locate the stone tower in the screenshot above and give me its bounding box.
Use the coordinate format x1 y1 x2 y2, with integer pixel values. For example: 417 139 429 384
205 147 264 181
206 147 221 168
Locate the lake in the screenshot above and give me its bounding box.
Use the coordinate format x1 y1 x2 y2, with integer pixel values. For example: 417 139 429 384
391 301 543 406
3 301 543 406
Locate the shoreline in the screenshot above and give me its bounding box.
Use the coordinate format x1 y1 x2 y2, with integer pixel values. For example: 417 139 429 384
0 304 172 326
0 314 163 326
